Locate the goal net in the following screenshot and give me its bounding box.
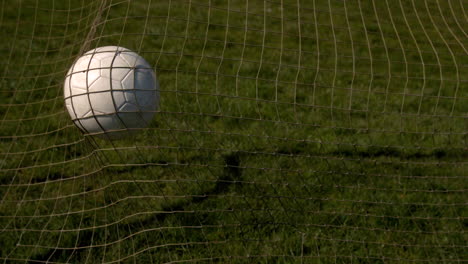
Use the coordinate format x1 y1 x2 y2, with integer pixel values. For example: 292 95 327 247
0 0 466 263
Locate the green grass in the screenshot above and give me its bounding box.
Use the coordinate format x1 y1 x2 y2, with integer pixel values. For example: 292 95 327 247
0 0 466 263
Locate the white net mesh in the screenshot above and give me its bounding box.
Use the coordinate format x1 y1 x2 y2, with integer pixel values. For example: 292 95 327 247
0 0 466 263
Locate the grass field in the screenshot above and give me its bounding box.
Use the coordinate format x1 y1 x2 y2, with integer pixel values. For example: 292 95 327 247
0 0 466 263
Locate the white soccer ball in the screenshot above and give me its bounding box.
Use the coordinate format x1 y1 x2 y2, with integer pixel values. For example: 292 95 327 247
64 46 159 138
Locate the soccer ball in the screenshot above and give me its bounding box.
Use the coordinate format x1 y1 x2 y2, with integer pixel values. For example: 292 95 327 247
64 46 159 138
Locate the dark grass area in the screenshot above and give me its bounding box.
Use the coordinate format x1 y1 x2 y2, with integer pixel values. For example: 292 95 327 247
0 0 466 263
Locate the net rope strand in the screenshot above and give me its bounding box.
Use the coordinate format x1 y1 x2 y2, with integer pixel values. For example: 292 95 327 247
0 0 466 263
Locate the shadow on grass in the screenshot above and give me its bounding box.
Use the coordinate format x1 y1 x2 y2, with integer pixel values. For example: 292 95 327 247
30 152 243 263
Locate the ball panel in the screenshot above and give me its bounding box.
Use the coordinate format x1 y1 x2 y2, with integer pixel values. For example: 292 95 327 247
122 90 136 105
64 76 71 98
120 53 139 67
121 69 134 90
81 109 95 118
111 79 123 90
70 69 100 92
99 54 123 65
73 56 100 72
88 77 123 92
111 91 127 109
111 68 131 82
88 77 109 92
86 46 130 54
69 94 92 119
89 91 117 115
64 98 75 118
100 55 131 80
134 56 151 68
135 90 157 110
89 52 111 61
134 68 155 90
118 102 139 112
